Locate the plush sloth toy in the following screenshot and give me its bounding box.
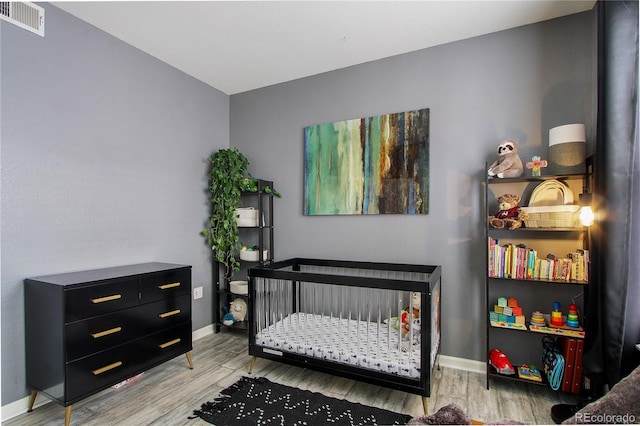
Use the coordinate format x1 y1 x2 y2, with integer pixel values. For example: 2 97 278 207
488 140 524 178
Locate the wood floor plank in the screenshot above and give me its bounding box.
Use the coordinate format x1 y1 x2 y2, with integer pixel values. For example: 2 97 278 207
6 329 579 425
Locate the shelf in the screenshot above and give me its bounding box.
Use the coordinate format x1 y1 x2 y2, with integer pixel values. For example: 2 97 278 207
528 323 585 339
488 366 549 387
488 276 589 286
489 320 528 331
490 320 585 338
217 288 249 298
489 227 586 233
217 320 248 331
487 173 587 184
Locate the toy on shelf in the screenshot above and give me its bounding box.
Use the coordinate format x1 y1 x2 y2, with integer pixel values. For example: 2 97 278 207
489 296 526 329
530 311 546 326
566 303 580 328
550 301 564 327
221 306 237 326
487 140 524 178
489 348 516 375
518 364 543 382
488 194 529 230
529 304 585 338
525 156 548 177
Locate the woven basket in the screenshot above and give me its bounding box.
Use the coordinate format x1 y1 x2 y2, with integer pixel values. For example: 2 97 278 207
521 205 580 228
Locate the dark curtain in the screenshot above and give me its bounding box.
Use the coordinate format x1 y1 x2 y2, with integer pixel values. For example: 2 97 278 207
586 0 639 388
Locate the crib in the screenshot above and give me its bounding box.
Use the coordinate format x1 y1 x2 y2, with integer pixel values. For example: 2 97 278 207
247 258 442 412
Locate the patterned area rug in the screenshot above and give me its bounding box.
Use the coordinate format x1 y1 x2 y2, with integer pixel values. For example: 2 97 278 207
190 376 412 425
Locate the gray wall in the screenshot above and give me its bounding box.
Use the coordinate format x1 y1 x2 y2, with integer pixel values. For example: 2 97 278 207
231 11 595 364
0 3 594 409
1 5 228 404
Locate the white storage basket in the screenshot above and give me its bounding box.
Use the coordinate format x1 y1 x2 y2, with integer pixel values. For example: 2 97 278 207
235 207 259 227
521 205 581 228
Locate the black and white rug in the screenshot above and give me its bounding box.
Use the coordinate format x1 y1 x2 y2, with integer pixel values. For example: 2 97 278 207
190 376 412 425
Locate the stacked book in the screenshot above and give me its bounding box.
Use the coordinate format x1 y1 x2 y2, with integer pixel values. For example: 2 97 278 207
488 237 589 282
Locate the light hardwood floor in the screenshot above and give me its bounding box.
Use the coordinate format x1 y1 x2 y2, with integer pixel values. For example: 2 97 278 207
5 329 576 425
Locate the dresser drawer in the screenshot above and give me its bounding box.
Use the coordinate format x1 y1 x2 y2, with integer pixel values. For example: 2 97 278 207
139 322 192 367
140 268 191 303
138 293 191 331
66 341 142 403
65 279 140 322
66 323 192 403
66 295 191 361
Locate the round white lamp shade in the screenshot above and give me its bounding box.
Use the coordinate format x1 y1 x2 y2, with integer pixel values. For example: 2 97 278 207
548 123 586 175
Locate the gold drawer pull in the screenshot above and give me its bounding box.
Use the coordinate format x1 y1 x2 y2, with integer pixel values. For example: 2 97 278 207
91 327 122 339
159 338 181 349
158 282 180 290
92 361 122 376
159 309 181 318
91 294 122 304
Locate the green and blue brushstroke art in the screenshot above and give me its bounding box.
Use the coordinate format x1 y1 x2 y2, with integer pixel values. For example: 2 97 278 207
304 108 429 215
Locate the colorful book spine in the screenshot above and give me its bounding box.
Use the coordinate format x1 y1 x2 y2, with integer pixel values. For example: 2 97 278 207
487 239 589 283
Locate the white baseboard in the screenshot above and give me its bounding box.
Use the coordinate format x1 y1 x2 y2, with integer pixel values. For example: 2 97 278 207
192 324 215 341
2 325 483 421
437 354 487 374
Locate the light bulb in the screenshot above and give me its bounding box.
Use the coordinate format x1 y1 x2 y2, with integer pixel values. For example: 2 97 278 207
579 206 594 226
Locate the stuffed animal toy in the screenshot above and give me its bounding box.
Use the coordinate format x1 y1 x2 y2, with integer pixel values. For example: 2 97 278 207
488 194 528 230
401 292 421 337
401 318 421 352
488 140 524 178
400 292 422 352
230 298 247 322
222 306 237 326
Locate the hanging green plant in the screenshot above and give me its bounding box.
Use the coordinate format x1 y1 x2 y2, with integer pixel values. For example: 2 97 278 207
240 176 282 198
202 148 282 276
202 148 249 275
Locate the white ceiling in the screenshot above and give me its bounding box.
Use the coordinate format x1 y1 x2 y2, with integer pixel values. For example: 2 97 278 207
53 1 595 95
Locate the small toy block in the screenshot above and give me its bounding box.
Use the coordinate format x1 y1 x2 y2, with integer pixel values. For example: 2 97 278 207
498 297 508 307
495 305 504 314
512 306 523 316
508 297 518 307
503 306 513 316
515 315 526 324
506 316 515 323
498 314 508 322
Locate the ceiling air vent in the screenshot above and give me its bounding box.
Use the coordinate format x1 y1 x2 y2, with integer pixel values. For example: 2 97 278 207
0 2 44 37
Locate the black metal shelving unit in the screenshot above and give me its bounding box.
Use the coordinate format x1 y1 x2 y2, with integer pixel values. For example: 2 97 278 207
214 179 275 333
484 163 593 391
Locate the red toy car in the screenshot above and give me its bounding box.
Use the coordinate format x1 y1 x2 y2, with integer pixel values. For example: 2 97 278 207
489 348 516 375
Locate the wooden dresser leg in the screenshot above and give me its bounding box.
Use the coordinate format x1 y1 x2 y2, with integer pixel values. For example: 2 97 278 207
27 391 37 412
185 352 193 369
422 396 429 415
248 356 257 374
64 405 72 426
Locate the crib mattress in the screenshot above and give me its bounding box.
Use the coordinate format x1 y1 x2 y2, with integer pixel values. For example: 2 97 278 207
255 312 421 378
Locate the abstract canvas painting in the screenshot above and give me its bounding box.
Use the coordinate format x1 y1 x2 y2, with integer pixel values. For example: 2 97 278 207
304 108 429 215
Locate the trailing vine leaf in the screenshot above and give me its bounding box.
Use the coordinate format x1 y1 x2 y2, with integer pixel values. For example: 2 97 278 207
202 148 282 276
202 148 249 275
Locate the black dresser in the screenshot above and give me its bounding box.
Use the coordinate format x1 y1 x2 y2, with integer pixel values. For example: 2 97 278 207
25 262 193 426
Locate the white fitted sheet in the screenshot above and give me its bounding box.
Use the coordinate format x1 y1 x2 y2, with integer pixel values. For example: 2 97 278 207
255 312 421 378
